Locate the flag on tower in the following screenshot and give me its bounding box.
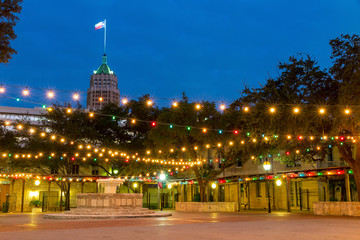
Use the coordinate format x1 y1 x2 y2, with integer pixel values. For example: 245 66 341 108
95 21 106 30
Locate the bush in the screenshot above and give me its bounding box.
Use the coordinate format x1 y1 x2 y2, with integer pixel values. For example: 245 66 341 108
29 200 41 208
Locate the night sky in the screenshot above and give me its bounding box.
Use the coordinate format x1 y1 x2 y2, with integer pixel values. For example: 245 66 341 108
1 0 360 108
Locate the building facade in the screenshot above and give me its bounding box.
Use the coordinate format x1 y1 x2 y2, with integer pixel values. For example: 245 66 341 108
87 54 120 110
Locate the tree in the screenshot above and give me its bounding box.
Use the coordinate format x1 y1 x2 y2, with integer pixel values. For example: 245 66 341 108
147 95 248 202
0 99 165 210
0 0 23 63
236 35 360 200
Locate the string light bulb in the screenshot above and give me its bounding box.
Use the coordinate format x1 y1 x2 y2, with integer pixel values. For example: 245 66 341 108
147 100 153 106
99 97 103 102
0 85 5 93
344 109 351 115
47 90 54 98
269 107 276 113
122 98 128 105
220 104 226 111
73 93 79 100
195 104 201 110
172 101 178 107
293 107 300 114
243 106 249 112
22 88 29 96
319 108 326 114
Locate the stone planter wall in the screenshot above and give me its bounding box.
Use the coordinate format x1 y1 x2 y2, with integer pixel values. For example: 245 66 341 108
76 193 143 209
175 202 239 213
313 202 360 216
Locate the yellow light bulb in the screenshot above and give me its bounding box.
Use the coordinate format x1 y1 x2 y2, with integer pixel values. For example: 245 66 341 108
195 104 201 110
243 106 249 112
4 121 10 126
99 97 103 102
147 100 153 106
66 108 72 114
202 128 207 133
122 98 128 104
220 104 226 111
269 107 276 113
22 88 29 96
131 119 136 124
0 86 5 93
89 112 94 117
17 125 23 130
293 107 300 114
182 147 186 152
319 108 325 114
172 101 178 107
73 93 79 100
344 109 351 115
47 91 54 98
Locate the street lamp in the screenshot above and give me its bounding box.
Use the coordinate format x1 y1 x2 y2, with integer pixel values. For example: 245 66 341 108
263 161 271 213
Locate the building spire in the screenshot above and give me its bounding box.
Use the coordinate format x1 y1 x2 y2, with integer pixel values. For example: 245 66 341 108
102 54 107 64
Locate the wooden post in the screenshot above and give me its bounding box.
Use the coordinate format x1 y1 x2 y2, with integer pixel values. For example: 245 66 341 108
272 181 276 211
10 179 15 213
299 187 303 211
60 181 63 212
307 189 310 211
47 181 51 212
325 177 330 201
237 181 241 212
81 182 84 193
247 182 251 210
157 183 160 209
345 171 351 202
20 178 25 213
286 177 291 212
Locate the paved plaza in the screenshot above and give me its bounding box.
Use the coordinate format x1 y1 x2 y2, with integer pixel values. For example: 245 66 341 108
0 211 359 240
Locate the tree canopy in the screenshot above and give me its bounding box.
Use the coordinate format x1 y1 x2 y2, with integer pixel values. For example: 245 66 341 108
0 0 22 63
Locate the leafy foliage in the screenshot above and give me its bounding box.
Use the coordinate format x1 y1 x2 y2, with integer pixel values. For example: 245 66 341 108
0 0 22 63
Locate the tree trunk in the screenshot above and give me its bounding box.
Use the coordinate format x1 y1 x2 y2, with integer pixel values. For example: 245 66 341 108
199 182 207 202
65 182 71 210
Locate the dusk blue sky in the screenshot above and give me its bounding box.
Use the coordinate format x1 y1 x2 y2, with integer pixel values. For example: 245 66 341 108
1 0 360 108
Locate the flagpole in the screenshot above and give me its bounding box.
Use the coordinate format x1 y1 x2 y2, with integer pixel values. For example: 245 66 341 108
104 19 106 54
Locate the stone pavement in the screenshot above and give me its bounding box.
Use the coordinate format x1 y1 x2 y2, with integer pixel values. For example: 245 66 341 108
0 211 360 240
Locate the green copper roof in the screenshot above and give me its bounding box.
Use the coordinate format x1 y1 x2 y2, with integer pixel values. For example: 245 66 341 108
94 55 115 75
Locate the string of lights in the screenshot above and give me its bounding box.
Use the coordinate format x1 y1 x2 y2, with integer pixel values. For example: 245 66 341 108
1 84 360 112
0 167 353 184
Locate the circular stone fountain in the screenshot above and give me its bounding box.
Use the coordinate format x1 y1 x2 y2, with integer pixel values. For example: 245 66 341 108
44 179 171 219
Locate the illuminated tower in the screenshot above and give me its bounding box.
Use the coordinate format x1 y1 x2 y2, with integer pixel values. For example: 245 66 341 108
87 54 120 110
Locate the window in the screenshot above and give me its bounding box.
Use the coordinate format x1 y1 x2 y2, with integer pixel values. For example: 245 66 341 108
236 158 242 167
256 182 261 197
71 164 79 174
92 169 99 175
327 148 333 162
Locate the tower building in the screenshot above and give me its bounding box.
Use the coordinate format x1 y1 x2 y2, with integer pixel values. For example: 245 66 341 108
87 54 120 110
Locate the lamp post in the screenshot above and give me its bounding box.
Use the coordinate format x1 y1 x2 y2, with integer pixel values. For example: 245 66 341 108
263 161 271 213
